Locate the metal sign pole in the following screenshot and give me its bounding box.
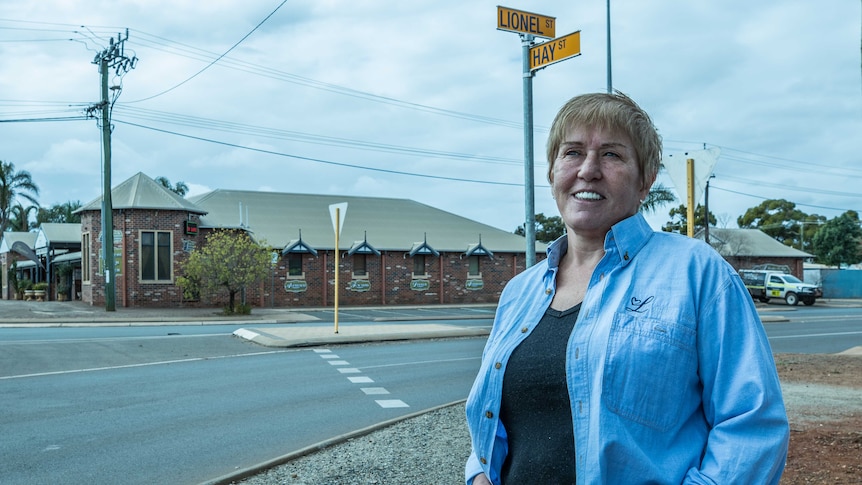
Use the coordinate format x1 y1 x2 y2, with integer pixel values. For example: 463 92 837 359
522 34 536 268
334 207 340 334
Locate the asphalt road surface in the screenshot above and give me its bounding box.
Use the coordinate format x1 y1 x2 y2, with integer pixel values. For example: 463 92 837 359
1 304 860 484
0 333 485 485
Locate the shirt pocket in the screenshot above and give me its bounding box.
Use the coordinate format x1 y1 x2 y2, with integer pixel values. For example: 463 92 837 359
602 312 697 431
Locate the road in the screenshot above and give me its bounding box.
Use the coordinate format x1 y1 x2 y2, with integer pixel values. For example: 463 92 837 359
0 329 486 485
760 305 862 353
1 305 860 484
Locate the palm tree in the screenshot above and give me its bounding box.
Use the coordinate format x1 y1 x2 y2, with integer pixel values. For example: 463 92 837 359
7 203 38 232
0 160 40 234
640 183 677 214
155 176 189 197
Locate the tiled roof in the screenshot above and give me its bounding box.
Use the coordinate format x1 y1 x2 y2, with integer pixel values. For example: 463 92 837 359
189 189 536 253
695 227 813 258
35 223 81 246
77 172 207 214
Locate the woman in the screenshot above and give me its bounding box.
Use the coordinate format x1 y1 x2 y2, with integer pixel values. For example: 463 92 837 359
465 92 789 484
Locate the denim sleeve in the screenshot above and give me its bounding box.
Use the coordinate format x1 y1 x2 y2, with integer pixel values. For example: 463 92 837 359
692 274 790 484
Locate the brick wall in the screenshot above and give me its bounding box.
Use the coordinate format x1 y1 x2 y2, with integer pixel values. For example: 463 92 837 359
80 209 202 307
79 207 541 309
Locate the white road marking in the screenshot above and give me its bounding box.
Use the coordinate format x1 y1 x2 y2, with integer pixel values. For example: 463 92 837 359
0 349 292 380
361 387 390 395
337 368 361 374
359 356 479 370
327 360 350 366
376 399 409 408
347 376 374 383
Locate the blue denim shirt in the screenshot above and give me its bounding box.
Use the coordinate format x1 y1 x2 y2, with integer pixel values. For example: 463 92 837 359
465 213 789 485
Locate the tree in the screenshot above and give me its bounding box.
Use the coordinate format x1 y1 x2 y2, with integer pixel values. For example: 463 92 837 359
36 200 82 225
662 203 715 235
737 199 814 249
0 160 40 234
515 213 565 243
811 211 862 267
7 203 38 231
640 183 677 214
176 230 271 314
155 176 189 197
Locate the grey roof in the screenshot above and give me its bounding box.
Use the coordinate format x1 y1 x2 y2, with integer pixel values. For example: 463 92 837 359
695 227 813 258
0 232 37 253
189 189 536 253
77 172 207 215
35 223 81 247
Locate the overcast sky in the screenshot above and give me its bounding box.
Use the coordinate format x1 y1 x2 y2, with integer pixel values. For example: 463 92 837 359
1 0 860 235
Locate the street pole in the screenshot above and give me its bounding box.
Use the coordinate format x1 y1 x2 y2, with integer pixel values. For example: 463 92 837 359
334 207 340 334
91 31 135 312
686 158 695 238
704 175 714 245
99 55 115 311
522 34 536 268
606 0 613 93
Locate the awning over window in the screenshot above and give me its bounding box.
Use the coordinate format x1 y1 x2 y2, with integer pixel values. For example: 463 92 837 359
409 237 439 258
465 241 494 258
348 238 380 256
282 236 318 256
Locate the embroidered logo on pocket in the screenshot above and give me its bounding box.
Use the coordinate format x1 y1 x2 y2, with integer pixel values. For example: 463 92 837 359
626 295 654 313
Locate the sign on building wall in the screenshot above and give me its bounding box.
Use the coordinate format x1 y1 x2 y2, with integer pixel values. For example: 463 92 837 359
410 279 431 291
284 279 308 293
348 279 371 292
466 279 484 291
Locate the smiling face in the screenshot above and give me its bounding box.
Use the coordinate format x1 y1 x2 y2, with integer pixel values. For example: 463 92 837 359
550 125 654 241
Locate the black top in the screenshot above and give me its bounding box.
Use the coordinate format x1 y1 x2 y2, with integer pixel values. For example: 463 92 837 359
500 304 580 484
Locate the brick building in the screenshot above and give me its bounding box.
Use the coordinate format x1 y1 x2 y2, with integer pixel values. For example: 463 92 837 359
73 172 542 308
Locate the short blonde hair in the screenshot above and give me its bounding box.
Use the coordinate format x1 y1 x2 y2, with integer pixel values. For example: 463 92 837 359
546 92 661 189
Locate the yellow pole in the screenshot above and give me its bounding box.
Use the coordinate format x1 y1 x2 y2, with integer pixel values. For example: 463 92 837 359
686 158 695 238
334 207 340 334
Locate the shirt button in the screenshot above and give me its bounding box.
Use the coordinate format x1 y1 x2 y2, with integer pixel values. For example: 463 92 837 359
494 362 502 369
521 327 528 333
485 411 494 418
480 457 488 464
545 288 552 295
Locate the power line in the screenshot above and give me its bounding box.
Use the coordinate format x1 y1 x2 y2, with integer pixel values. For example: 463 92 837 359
710 185 855 213
111 106 523 166
113 119 525 187
125 0 288 103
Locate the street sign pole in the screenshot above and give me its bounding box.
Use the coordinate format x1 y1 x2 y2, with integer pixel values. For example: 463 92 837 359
334 207 340 333
329 202 348 334
686 159 695 238
522 34 537 268
498 6 580 269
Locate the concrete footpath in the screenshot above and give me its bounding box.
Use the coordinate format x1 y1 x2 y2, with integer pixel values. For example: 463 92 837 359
0 300 496 347
2 298 861 349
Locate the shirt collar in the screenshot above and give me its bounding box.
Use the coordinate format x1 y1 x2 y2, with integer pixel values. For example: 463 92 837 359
546 213 654 269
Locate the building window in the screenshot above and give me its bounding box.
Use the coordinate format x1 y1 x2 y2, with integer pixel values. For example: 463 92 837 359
353 254 367 277
81 232 91 282
468 255 481 276
413 254 426 276
140 231 172 281
288 253 303 277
